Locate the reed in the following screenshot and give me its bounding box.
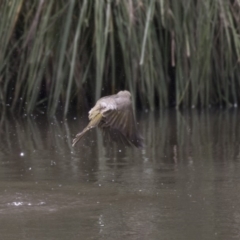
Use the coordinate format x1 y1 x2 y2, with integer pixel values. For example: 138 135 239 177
0 0 240 116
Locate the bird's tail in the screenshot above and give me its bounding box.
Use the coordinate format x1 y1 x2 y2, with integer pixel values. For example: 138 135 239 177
72 113 102 147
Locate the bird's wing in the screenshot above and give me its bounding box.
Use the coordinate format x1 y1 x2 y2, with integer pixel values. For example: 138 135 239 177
102 128 133 147
99 107 143 148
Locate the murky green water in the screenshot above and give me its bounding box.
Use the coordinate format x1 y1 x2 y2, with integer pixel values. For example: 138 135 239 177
0 110 240 240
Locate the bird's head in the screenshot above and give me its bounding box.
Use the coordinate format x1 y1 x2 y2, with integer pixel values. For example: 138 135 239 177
117 90 131 99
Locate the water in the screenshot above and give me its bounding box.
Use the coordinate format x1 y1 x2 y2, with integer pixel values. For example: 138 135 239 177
0 110 240 239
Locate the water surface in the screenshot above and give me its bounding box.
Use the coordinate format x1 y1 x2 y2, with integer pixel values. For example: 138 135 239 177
0 110 240 240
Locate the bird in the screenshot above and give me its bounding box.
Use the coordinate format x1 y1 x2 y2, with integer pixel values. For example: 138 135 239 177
72 90 144 148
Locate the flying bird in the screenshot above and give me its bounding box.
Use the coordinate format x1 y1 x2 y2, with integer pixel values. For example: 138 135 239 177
72 90 143 148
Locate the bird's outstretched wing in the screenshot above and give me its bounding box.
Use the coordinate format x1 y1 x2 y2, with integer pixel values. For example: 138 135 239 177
99 108 144 148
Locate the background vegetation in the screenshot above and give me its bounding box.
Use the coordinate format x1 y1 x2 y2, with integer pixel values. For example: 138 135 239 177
0 0 240 116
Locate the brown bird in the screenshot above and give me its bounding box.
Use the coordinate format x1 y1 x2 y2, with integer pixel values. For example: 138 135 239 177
72 90 143 148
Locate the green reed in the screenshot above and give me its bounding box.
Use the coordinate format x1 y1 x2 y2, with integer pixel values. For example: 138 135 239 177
0 0 240 116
